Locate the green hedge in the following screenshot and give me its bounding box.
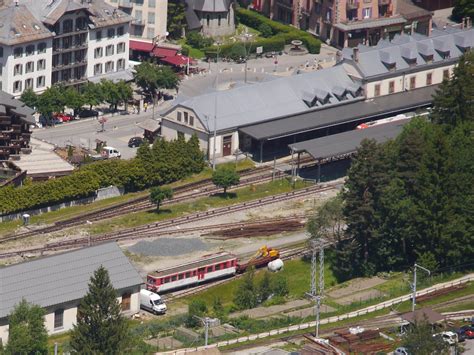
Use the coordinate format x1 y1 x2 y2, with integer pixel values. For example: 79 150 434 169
0 135 206 216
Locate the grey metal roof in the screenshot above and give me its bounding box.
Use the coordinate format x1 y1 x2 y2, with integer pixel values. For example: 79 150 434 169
397 0 432 20
0 242 143 318
239 85 436 141
185 0 202 30
191 0 232 12
342 27 474 78
289 119 408 160
137 118 160 132
334 16 406 31
0 90 35 124
166 66 362 133
89 69 134 83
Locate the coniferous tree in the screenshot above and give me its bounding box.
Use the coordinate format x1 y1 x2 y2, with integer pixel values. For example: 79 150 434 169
6 299 48 355
70 266 129 354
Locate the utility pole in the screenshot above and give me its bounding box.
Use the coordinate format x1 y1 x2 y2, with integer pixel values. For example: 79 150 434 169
412 263 430 312
243 32 253 84
306 238 325 338
193 315 210 346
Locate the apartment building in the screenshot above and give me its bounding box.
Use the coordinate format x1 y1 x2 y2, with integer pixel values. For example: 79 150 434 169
255 0 432 48
0 0 131 97
105 0 168 40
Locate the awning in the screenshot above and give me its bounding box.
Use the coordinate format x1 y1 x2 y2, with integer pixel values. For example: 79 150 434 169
152 47 178 57
160 55 190 67
129 40 154 52
137 118 161 132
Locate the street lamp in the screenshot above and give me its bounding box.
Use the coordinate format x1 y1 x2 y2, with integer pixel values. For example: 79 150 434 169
243 32 253 84
212 39 222 171
412 263 431 312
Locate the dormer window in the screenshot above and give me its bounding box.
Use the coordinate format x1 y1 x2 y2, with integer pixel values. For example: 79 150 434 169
437 50 450 59
421 53 433 63
385 62 396 71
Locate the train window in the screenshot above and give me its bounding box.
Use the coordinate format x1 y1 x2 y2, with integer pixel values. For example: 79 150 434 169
171 275 177 281
198 267 205 273
193 270 197 276
178 274 184 280
185 271 191 278
164 277 170 283
215 264 221 270
207 266 213 272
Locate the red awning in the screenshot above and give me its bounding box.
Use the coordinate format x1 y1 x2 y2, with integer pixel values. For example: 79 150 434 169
160 55 189 67
152 47 178 58
129 40 154 52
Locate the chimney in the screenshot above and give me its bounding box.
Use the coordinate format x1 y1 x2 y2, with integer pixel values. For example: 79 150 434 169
352 47 359 63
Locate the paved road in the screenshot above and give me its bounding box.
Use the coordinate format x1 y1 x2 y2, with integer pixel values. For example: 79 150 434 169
33 111 156 159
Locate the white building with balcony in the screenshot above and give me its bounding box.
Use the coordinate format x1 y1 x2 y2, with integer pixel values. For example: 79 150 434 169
0 0 132 97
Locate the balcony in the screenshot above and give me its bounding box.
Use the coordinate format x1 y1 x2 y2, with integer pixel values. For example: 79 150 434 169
118 0 132 8
132 19 145 26
52 60 87 71
53 43 88 54
346 0 358 10
54 28 88 39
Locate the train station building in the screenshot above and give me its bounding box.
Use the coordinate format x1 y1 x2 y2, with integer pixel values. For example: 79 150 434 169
0 242 142 344
158 26 473 163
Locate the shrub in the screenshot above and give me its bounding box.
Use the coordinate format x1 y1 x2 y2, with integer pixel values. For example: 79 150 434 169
258 23 273 38
186 31 213 49
271 274 289 297
181 45 190 56
185 299 208 328
228 43 247 60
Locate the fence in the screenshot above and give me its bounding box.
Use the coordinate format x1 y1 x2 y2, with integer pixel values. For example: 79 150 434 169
161 273 474 354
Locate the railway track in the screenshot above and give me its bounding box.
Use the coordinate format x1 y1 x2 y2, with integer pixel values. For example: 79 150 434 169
0 166 284 244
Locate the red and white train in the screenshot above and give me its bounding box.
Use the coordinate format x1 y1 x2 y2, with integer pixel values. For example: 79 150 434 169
146 252 238 293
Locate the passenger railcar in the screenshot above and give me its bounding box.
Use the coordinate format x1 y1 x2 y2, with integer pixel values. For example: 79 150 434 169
146 252 237 293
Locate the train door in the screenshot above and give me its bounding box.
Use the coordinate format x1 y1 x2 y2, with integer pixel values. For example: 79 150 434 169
197 267 205 280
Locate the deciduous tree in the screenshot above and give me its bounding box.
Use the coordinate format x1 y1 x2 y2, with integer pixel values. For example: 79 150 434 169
20 88 38 109
401 318 449 355
5 299 48 355
149 186 173 211
134 62 180 101
212 166 240 195
70 266 129 354
451 0 474 23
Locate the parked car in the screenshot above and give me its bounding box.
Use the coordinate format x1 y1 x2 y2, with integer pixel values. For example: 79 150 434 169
394 347 409 355
459 325 474 339
77 109 99 118
89 146 121 160
54 113 73 122
140 289 167 315
128 136 144 148
265 51 277 58
455 328 467 342
433 331 458 345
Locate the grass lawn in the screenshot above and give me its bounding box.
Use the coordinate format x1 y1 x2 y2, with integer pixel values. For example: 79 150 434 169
185 258 337 307
87 178 310 235
177 38 206 59
0 159 255 237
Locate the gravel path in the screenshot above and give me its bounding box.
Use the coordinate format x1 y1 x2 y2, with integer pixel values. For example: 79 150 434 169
128 238 210 256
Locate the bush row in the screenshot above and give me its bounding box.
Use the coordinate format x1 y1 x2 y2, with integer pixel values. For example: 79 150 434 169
0 136 206 215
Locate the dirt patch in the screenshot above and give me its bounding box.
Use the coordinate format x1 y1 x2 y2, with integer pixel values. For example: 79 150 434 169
229 299 311 319
284 304 336 318
327 276 387 299
333 289 386 306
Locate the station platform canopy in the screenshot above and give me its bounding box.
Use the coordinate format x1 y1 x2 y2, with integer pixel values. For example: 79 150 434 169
289 119 409 161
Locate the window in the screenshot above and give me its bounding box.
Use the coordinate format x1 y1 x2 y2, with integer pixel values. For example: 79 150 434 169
443 69 450 80
164 277 170 283
149 0 156 7
25 45 35 56
147 27 155 39
76 17 87 30
388 80 395 94
177 131 184 139
14 47 23 58
374 84 381 97
14 64 22 76
94 47 103 58
94 63 103 75
215 264 221 270
171 275 177 281
178 274 184 280
218 15 221 26
37 76 45 88
148 12 155 24
63 36 72 49
426 72 432 86
177 111 182 121
106 44 114 56
409 76 416 90
107 28 115 38
105 61 114 73
13 81 22 93
189 116 194 126
37 42 46 53
25 78 33 89
117 58 125 70
117 42 126 53
0 47 3 58
54 309 64 329
96 30 102 41
185 271 192 278
117 26 124 36
26 61 34 73
184 111 188 123
37 59 46 71
135 10 143 22
121 293 131 311
206 14 210 27
363 7 372 19
206 266 213 272
63 19 73 33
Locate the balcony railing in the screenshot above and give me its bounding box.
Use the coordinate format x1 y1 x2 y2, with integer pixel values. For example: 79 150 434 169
132 19 145 26
54 28 88 38
52 60 87 71
53 43 88 54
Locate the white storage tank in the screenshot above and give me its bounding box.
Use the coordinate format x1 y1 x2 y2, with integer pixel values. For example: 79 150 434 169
267 258 284 272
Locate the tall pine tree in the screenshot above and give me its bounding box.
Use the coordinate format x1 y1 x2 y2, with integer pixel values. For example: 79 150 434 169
70 266 129 354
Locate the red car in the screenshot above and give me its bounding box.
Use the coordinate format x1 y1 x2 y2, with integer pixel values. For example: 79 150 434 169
460 325 474 339
54 113 73 122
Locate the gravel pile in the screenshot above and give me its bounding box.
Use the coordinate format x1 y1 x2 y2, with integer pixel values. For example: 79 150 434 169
128 238 209 256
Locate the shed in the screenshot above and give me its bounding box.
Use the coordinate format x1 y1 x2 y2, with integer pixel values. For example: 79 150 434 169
137 118 161 142
401 308 445 325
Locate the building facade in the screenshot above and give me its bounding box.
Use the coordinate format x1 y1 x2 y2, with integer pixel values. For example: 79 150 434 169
0 242 143 344
185 0 236 37
254 0 432 48
0 0 131 97
104 0 168 40
0 91 35 161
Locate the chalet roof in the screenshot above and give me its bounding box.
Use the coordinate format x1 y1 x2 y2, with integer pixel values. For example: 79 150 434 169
0 242 143 319
401 308 445 325
342 27 474 78
0 90 35 125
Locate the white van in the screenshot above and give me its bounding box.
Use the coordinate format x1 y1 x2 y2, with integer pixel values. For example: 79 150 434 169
101 146 121 159
140 289 167 315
